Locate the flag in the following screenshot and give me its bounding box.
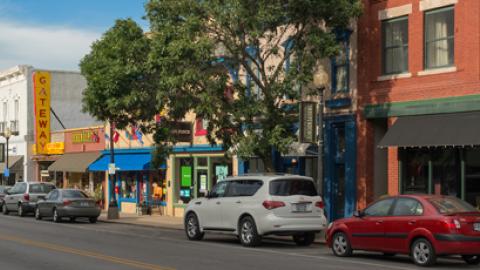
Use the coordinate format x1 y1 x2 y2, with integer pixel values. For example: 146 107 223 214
113 131 120 143
125 131 132 140
131 126 138 140
135 129 144 145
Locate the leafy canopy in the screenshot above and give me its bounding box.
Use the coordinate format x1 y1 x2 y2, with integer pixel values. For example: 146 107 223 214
145 0 362 171
80 18 155 129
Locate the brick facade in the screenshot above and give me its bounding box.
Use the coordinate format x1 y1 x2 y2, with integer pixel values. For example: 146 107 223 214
357 0 480 207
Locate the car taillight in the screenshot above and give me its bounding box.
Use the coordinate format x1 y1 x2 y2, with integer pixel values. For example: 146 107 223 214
23 193 29 201
444 219 461 230
63 200 72 206
315 201 324 209
262 200 285 210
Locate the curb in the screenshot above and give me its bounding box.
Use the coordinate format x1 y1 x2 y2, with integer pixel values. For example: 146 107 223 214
98 219 184 231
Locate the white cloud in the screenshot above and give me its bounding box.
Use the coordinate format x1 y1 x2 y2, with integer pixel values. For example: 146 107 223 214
0 20 101 71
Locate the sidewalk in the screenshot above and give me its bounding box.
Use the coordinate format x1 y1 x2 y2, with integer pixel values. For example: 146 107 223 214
98 211 184 230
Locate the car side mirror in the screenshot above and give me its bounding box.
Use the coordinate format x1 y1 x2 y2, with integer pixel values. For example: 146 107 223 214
353 210 364 218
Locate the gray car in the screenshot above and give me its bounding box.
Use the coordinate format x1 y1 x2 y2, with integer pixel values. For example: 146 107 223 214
35 189 100 223
2 182 56 216
0 186 11 208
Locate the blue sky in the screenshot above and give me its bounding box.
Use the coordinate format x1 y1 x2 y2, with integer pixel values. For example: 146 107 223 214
0 0 149 71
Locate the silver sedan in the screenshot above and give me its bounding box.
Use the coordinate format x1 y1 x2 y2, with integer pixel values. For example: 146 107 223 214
36 189 100 223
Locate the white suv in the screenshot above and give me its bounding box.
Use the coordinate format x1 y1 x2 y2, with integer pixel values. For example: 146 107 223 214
184 175 327 247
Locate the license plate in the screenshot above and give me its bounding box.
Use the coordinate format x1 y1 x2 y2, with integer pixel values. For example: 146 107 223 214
474 223 480 232
293 203 308 212
81 202 90 207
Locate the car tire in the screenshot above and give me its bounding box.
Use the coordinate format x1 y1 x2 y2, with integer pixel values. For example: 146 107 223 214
2 203 9 215
185 213 204 241
238 216 262 247
89 217 97 224
17 204 25 217
293 232 316 246
411 238 436 267
35 208 42 220
462 255 480 265
332 232 353 257
53 209 61 223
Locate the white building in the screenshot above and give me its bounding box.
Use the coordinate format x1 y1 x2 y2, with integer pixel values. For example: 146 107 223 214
0 65 100 183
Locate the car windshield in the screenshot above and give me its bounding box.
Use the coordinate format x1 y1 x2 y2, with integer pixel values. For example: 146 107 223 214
62 190 89 198
29 184 56 194
269 179 317 196
428 197 478 215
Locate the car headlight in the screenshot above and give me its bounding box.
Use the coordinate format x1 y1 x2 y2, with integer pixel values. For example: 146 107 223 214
327 222 334 230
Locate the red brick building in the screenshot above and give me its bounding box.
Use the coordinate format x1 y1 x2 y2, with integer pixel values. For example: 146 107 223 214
357 0 480 209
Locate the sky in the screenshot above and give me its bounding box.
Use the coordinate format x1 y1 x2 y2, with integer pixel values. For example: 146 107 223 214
0 0 149 71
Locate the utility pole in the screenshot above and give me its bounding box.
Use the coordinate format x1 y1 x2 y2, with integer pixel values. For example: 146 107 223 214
107 121 119 219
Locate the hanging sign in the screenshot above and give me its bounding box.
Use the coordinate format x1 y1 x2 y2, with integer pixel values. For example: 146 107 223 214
300 102 316 143
33 71 51 154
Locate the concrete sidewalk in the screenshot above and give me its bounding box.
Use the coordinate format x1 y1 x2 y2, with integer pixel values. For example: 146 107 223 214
98 212 184 230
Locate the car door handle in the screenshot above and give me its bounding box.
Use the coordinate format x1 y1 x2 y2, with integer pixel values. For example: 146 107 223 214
235 201 242 204
216 202 221 205
408 220 416 225
376 220 383 224
195 202 201 205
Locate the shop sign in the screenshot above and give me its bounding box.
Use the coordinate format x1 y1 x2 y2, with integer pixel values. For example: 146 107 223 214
72 130 100 144
45 142 64 155
181 166 192 187
169 121 193 143
108 163 116 175
300 102 316 143
33 71 51 154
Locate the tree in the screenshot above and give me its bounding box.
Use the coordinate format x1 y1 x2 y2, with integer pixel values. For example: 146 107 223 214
80 18 156 129
80 19 155 211
145 0 362 172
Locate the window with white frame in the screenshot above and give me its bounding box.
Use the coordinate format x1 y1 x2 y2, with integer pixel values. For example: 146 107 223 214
382 16 409 75
424 6 454 69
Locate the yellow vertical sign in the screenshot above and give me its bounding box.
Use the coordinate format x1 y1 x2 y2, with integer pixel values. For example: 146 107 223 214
33 71 51 154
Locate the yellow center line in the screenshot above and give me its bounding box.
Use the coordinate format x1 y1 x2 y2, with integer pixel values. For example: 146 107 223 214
0 234 175 270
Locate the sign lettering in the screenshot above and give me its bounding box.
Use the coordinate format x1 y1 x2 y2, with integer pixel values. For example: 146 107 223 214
33 72 51 154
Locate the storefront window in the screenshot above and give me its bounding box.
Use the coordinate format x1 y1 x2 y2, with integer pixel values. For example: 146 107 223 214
465 148 480 209
432 148 460 197
177 158 193 204
402 148 429 194
120 172 137 199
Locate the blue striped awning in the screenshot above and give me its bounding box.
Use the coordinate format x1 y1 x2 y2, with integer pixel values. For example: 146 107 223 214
88 153 166 171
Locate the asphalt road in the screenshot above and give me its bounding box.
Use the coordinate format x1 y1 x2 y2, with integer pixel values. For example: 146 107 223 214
0 213 476 270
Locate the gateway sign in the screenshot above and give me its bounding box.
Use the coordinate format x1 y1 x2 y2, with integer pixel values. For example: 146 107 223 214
33 71 51 154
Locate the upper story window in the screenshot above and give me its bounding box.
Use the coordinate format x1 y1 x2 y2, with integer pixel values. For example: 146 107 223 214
195 118 208 136
245 46 262 100
382 16 409 75
2 101 7 123
424 6 454 69
332 30 351 93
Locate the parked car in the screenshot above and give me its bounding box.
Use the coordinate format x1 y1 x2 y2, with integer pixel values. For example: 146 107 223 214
2 182 56 216
184 175 327 247
36 189 100 223
0 185 11 207
326 195 480 267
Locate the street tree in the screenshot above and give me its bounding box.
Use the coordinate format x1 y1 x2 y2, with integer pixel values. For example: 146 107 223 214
145 0 362 172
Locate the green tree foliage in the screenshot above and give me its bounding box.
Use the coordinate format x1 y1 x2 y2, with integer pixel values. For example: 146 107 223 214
145 0 362 171
80 19 156 129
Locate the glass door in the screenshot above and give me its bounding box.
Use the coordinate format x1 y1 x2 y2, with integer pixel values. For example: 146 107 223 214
332 123 346 220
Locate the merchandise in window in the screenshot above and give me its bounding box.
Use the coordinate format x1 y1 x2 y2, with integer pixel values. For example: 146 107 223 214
382 16 408 75
425 6 454 69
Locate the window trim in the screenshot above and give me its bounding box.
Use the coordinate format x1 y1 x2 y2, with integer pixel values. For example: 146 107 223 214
423 6 455 70
381 16 409 76
331 30 351 93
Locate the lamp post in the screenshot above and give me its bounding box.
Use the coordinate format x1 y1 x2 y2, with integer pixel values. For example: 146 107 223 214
1 125 18 186
316 87 326 195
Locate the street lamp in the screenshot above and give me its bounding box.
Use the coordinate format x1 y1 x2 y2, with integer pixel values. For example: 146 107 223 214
1 125 19 185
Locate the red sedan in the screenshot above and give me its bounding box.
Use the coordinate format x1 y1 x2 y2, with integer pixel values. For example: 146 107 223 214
326 195 480 266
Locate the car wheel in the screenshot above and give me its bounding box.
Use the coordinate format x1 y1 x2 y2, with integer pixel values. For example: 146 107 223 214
35 208 42 220
332 232 353 257
293 232 316 246
411 238 436 266
17 204 25 217
462 255 480 265
53 209 61 223
185 213 204 241
89 217 97 224
238 216 262 247
2 203 9 215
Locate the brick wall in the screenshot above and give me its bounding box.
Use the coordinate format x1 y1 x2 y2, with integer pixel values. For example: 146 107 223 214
357 0 480 207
